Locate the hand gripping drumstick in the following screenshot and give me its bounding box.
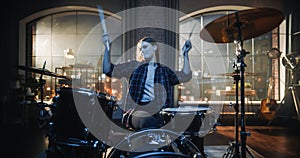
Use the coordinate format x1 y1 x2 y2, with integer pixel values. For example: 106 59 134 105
97 5 110 51
182 23 196 52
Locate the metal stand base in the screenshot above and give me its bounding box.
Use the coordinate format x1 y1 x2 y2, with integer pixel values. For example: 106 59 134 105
222 141 254 158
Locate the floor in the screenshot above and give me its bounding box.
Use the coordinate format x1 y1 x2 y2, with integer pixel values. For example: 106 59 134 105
1 113 300 158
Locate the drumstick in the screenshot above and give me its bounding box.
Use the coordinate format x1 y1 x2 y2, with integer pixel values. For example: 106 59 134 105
182 23 196 53
97 5 110 51
188 23 197 40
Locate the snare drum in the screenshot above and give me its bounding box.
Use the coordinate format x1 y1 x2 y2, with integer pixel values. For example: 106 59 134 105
161 106 212 136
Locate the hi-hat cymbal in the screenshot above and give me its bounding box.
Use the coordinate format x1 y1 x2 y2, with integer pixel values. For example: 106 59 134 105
18 65 70 79
218 72 259 77
200 8 284 43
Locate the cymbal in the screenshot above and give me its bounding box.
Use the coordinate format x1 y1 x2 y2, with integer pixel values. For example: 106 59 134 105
218 72 259 77
200 8 284 43
18 65 70 79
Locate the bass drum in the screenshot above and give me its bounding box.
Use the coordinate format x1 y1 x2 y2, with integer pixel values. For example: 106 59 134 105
106 129 202 158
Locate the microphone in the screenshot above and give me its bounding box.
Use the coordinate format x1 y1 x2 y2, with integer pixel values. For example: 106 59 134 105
283 55 295 69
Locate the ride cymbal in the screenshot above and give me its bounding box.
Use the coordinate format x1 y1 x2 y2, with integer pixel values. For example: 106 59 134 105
200 8 284 43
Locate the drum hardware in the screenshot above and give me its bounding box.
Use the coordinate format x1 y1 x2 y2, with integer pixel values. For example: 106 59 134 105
18 61 70 128
23 61 56 128
200 8 284 158
222 15 255 158
18 64 70 80
97 92 118 111
106 129 202 158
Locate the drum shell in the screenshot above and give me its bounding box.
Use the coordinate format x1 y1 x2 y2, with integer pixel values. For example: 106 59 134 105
161 107 214 136
162 110 204 135
106 129 199 158
52 88 115 140
52 88 90 139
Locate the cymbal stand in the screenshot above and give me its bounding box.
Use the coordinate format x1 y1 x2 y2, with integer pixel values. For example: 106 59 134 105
222 70 241 158
223 12 254 158
38 62 46 104
36 61 52 128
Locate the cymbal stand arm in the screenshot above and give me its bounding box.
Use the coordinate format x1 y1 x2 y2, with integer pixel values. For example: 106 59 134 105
39 61 47 104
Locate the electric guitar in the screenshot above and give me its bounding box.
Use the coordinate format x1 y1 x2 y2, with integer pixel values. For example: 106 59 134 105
260 77 278 120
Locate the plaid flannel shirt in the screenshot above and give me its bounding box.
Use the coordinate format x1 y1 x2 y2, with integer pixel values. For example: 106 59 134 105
106 60 192 114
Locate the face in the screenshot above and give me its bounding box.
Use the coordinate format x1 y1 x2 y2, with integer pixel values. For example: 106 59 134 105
139 41 157 61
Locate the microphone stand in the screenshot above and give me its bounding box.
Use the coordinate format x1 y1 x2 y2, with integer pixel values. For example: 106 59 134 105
39 62 46 104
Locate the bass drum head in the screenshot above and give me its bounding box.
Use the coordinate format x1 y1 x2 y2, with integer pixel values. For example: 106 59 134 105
106 129 200 158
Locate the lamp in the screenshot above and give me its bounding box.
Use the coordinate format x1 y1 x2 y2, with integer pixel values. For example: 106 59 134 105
64 48 75 59
64 48 75 67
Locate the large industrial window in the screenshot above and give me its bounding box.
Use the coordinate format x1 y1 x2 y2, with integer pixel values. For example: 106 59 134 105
23 9 122 99
178 9 283 102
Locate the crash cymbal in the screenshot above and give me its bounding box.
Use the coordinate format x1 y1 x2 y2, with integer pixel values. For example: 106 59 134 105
200 8 284 43
218 72 259 77
18 65 70 79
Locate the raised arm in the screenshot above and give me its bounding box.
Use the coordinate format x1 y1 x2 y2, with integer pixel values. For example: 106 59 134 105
102 34 112 75
182 40 192 74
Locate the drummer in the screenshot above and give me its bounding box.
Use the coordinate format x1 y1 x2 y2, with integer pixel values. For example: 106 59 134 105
102 35 192 130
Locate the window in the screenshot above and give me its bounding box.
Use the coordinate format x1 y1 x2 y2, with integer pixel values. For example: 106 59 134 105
23 8 122 99
179 9 282 102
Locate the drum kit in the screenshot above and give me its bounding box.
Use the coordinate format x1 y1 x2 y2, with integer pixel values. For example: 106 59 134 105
17 7 285 158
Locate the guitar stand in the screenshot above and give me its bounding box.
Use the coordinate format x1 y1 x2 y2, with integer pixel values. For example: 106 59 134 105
286 85 300 122
223 12 254 158
270 84 300 124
